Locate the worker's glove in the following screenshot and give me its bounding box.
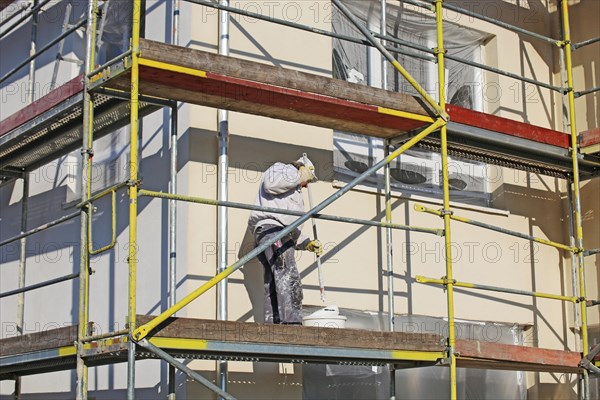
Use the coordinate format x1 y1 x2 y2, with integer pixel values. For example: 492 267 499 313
305 240 323 256
298 165 316 185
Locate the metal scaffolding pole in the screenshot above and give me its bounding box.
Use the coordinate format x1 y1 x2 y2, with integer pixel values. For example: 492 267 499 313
434 2 457 399
167 105 178 400
76 1 98 399
384 140 396 400
13 173 29 400
127 0 143 398
138 190 442 236
216 0 230 396
560 1 589 398
332 0 447 119
416 275 579 303
168 6 180 396
567 180 582 354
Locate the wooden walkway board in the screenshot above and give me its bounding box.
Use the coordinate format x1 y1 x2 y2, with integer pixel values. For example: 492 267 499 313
105 39 433 139
1 316 597 375
136 315 445 353
0 325 77 357
456 339 582 373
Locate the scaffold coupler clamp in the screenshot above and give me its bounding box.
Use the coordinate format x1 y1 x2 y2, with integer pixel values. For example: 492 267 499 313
433 47 447 56
580 344 600 374
126 179 142 188
81 147 94 158
440 347 458 366
562 86 574 95
439 209 453 217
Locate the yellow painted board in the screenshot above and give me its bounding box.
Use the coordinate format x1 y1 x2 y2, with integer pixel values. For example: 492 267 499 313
138 58 207 78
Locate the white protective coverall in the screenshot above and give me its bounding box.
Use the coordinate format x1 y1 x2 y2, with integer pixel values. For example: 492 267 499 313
248 162 311 324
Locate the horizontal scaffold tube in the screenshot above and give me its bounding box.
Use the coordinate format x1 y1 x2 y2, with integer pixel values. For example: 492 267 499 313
0 272 79 298
414 204 578 253
416 275 579 303
139 190 443 236
575 86 600 98
0 17 86 84
422 0 559 45
76 181 129 209
573 37 600 50
81 329 129 343
132 119 446 341
184 0 434 63
0 211 80 248
0 0 53 36
584 248 600 257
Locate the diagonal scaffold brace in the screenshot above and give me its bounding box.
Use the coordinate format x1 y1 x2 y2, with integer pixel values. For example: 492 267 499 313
136 338 236 400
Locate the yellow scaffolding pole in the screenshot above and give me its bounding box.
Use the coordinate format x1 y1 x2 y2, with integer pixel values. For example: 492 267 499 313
416 275 579 303
414 204 579 253
434 1 457 399
560 0 589 397
127 0 142 398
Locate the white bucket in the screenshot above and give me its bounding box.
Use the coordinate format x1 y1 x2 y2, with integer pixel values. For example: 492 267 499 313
302 305 347 329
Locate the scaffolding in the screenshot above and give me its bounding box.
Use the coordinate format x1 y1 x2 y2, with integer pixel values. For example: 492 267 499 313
0 1 599 399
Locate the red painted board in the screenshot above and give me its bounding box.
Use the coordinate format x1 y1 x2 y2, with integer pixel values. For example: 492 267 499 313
138 65 428 134
0 75 84 137
447 104 570 149
456 339 581 368
579 128 600 147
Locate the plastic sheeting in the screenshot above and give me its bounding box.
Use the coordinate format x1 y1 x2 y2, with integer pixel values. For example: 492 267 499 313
302 307 527 400
333 0 489 108
332 0 494 208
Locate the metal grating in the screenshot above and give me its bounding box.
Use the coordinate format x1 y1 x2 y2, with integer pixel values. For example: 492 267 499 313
0 94 160 179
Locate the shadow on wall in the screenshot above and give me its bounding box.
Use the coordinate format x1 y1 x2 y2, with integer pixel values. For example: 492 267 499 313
491 179 564 243
186 127 335 183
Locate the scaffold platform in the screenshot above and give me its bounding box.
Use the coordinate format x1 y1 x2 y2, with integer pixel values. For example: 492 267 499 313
1 38 598 182
0 315 593 380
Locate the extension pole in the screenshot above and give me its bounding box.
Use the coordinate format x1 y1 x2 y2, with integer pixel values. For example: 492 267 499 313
76 2 97 399
434 2 456 399
561 1 589 398
127 0 142 398
216 0 230 397
303 153 325 302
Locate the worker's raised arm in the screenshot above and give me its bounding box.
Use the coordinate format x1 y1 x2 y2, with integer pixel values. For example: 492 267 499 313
262 162 301 195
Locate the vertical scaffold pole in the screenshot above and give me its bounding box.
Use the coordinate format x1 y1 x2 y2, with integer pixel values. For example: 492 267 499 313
14 173 29 400
76 1 98 399
560 1 589 398
168 2 180 398
167 103 178 400
435 2 457 399
217 1 230 396
384 140 396 400
127 0 142 399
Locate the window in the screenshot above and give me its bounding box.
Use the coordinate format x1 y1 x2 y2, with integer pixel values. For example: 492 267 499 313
332 1 497 208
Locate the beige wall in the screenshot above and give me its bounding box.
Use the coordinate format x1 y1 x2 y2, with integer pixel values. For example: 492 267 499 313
181 1 599 398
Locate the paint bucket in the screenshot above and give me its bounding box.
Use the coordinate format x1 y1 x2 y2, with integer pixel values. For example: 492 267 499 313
302 305 347 328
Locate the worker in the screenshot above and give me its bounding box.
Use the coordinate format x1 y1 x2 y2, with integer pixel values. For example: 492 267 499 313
248 156 323 324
